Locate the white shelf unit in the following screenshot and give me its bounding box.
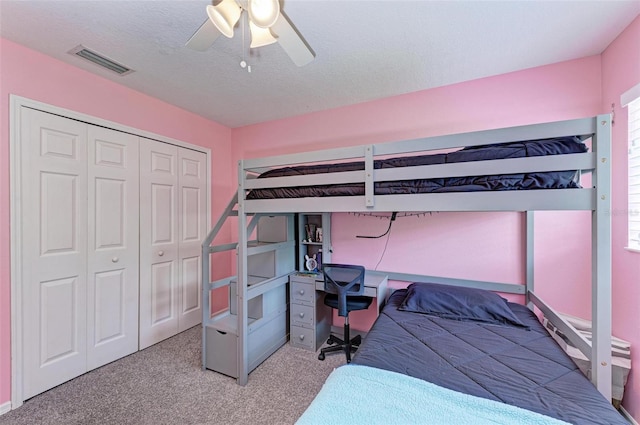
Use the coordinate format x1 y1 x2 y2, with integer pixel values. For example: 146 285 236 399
202 201 295 380
298 213 332 272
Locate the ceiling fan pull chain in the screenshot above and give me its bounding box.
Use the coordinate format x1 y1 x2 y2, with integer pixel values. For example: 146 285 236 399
240 10 251 72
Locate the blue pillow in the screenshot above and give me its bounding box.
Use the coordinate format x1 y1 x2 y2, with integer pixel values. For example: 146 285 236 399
398 282 528 328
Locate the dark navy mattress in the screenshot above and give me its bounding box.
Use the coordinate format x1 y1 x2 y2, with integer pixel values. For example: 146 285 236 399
351 289 626 425
247 136 587 199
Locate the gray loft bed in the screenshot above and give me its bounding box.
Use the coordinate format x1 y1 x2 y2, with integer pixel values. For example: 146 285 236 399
203 115 613 405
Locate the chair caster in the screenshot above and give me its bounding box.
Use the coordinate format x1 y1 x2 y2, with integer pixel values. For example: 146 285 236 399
326 336 336 345
318 352 325 361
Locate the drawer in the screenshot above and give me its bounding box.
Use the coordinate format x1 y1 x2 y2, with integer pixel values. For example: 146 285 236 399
290 325 314 350
290 281 314 305
205 325 238 378
290 303 314 328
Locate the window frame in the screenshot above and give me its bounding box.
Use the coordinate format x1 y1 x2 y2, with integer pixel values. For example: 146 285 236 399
626 96 640 252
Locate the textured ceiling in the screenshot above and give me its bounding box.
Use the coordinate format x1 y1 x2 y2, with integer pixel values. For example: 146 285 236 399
1 0 639 128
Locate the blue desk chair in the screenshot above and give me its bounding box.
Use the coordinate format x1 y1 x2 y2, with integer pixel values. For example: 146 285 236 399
318 264 372 363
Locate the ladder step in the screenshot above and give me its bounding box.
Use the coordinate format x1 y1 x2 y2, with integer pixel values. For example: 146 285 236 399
208 242 238 253
208 276 235 290
246 240 295 255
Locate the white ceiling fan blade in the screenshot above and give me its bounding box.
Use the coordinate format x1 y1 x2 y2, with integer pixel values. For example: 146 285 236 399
270 11 315 67
185 19 221 51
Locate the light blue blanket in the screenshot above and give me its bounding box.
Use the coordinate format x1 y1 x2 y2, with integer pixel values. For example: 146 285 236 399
296 365 570 425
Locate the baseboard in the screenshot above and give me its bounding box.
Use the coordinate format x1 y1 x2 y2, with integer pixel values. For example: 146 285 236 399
621 406 638 425
0 401 11 416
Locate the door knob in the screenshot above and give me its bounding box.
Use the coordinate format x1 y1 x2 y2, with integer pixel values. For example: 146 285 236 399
158 250 164 256
112 257 119 263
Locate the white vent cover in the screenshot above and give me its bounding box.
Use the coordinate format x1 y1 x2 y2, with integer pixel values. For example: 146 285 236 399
68 45 134 76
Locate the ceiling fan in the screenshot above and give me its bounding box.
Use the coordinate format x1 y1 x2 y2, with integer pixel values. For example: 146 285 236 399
186 0 315 67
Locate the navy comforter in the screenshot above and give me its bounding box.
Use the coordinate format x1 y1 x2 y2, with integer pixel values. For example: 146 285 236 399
247 136 587 199
351 290 626 425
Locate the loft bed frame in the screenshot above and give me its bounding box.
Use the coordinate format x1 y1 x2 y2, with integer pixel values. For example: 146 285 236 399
202 114 613 401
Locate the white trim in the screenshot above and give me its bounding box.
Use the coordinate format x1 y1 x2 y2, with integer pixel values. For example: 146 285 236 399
625 247 640 253
0 401 11 415
10 96 24 409
620 406 639 425
621 82 640 107
11 95 210 154
9 94 212 407
627 97 640 252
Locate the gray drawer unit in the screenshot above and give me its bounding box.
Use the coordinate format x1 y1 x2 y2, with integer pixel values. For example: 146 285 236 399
289 274 331 352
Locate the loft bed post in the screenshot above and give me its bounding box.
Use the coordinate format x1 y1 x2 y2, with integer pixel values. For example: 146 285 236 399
525 211 534 309
364 144 374 208
237 160 250 386
592 114 612 399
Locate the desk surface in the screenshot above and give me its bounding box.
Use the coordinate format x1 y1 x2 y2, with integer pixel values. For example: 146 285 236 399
310 271 386 288
309 271 388 301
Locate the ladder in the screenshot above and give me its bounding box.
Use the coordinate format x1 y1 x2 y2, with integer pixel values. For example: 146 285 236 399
201 192 296 384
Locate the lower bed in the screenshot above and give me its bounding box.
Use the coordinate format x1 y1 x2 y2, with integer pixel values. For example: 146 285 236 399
297 285 626 425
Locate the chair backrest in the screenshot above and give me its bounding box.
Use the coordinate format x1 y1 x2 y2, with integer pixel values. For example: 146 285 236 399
323 264 366 317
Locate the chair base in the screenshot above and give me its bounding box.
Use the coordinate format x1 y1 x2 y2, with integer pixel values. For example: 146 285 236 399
317 324 362 363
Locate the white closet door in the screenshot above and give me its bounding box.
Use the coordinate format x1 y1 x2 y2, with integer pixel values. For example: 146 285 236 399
86 126 140 369
177 149 206 331
139 138 179 349
21 108 88 399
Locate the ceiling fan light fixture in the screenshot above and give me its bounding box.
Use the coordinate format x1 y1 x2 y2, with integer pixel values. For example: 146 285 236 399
206 0 241 38
249 21 277 48
247 0 280 28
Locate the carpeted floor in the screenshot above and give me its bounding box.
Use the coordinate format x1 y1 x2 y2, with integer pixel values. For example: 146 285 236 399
0 326 345 425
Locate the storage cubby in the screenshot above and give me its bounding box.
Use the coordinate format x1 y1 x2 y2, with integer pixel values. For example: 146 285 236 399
298 213 332 272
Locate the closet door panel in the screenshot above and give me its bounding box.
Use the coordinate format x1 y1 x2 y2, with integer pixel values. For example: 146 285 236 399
140 138 179 348
178 149 207 331
87 126 139 370
21 108 88 399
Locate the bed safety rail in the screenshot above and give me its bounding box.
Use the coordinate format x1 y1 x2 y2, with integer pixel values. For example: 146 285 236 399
239 115 608 214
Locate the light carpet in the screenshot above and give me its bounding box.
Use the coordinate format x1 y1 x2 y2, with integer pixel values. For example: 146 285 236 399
1 326 344 425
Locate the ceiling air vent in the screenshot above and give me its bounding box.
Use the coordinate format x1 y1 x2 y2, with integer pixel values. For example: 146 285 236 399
68 45 134 76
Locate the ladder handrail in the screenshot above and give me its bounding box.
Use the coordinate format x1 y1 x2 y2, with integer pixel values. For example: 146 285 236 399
202 192 238 370
203 192 238 248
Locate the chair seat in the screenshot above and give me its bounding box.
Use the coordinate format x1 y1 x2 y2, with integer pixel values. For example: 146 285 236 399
324 293 372 313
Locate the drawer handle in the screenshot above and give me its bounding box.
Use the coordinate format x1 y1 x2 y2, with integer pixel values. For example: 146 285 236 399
112 257 119 263
158 250 165 257
299 312 305 318
299 290 305 295
299 334 305 340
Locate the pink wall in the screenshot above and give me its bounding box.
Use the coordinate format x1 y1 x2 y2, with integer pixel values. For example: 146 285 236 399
0 38 234 405
602 15 640 420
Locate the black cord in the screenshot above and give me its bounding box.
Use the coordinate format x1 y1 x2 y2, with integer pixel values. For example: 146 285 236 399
356 212 397 239
374 222 393 270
